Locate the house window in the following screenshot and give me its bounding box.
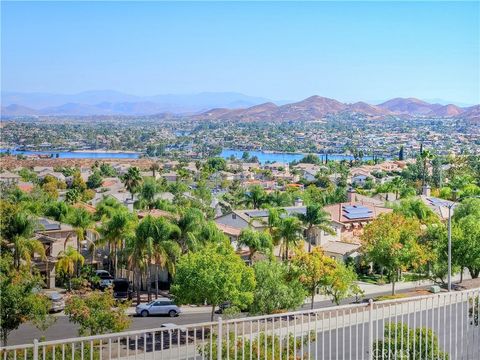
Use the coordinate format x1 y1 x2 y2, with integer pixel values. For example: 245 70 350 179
232 214 237 219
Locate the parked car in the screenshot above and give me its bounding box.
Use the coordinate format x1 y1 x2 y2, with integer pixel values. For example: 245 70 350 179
45 291 65 313
95 270 113 289
135 298 181 317
113 278 133 301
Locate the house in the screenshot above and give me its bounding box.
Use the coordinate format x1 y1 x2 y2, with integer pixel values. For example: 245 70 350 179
0 171 20 185
162 172 178 183
419 195 453 221
321 196 393 246
34 218 77 289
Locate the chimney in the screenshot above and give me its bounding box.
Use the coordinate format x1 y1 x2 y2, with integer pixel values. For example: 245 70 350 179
294 198 304 207
422 185 431 197
347 187 356 203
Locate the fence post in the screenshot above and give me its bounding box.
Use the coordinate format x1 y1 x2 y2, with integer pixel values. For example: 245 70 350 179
368 299 374 360
217 316 223 360
33 339 39 360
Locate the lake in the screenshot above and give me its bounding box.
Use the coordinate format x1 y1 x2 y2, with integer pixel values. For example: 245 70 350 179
0 149 140 159
220 149 378 164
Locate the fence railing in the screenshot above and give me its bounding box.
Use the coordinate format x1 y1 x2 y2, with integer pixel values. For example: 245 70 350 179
2 288 479 359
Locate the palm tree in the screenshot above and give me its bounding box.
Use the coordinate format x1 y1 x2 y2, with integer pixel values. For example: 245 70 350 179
420 150 434 186
150 162 161 177
122 167 143 200
137 177 162 210
243 185 267 209
266 207 285 247
5 212 46 269
56 246 84 290
297 204 335 252
98 209 137 277
124 235 148 305
390 177 406 200
65 208 98 275
176 208 205 253
95 196 124 221
136 215 182 299
278 216 304 261
238 228 272 262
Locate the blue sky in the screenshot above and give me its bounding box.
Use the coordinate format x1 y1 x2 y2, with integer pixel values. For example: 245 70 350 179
2 1 479 104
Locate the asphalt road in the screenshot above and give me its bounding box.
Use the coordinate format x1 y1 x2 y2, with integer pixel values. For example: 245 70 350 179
6 286 427 346
7 297 480 359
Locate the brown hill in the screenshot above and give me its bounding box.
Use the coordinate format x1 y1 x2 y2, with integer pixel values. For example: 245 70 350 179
1 104 39 116
377 97 442 115
431 104 464 117
346 102 392 116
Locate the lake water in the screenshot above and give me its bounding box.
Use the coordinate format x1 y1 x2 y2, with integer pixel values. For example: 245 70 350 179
0 149 140 159
1 148 380 163
220 149 377 164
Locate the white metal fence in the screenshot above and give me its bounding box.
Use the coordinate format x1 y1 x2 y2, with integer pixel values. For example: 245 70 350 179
1 288 479 360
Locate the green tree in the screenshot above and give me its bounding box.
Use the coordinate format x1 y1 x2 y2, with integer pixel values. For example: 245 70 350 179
171 242 255 320
362 213 429 295
250 260 306 315
291 247 337 309
65 290 131 336
373 323 448 360
0 255 52 345
244 185 267 209
65 208 98 274
122 166 142 200
65 188 81 204
136 177 163 209
278 216 304 261
98 209 136 277
86 170 103 189
0 208 46 270
420 150 434 186
393 198 438 225
135 215 181 300
56 246 85 290
206 157 227 172
453 215 480 278
297 204 335 252
238 228 273 262
323 263 359 305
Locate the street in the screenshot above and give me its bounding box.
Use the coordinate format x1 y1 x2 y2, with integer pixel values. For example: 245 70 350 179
9 287 424 346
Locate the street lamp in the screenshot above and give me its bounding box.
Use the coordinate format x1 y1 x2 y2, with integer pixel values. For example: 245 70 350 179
445 193 480 292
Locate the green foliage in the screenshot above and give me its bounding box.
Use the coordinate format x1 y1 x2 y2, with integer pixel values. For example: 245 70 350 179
250 260 306 315
171 242 255 320
206 157 227 172
323 263 359 305
18 168 38 183
373 323 448 360
238 228 273 261
393 198 438 224
199 331 316 360
56 246 85 290
65 290 131 336
299 153 321 165
362 213 429 295
291 247 337 308
121 166 142 199
99 163 117 177
86 170 103 189
244 185 268 209
0 255 52 345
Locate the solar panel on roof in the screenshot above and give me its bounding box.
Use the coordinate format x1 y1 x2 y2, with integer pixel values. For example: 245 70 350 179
344 213 372 220
245 210 269 218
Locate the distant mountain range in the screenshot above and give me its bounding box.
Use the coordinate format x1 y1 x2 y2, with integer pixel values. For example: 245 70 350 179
1 91 271 116
1 91 478 121
196 96 479 122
